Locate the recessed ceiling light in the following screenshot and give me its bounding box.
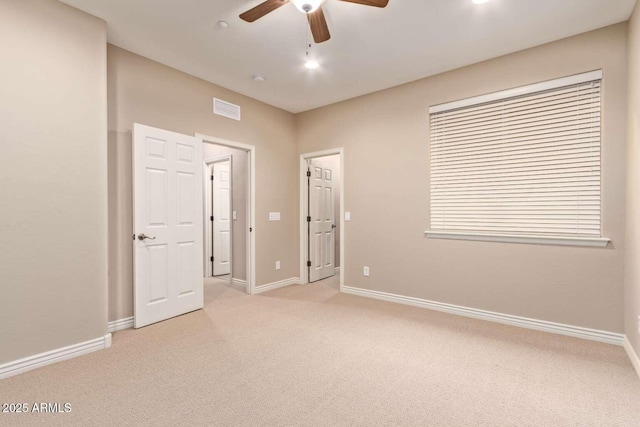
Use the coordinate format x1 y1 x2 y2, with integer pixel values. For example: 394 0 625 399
472 0 490 4
305 60 319 70
252 74 265 82
217 20 229 29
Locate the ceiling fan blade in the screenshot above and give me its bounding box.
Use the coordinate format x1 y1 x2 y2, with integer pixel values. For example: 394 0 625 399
307 7 331 43
337 0 389 7
240 0 288 23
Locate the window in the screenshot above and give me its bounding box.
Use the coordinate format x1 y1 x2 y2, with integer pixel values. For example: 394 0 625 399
427 70 609 247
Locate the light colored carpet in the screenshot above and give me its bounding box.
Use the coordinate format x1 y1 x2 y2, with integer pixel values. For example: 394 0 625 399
1 275 639 426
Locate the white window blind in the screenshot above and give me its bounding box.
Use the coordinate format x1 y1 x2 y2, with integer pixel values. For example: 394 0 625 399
428 71 605 244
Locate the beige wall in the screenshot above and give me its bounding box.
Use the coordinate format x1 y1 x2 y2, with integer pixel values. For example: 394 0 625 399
107 45 298 321
625 3 640 355
296 24 628 333
0 0 633 371
0 0 108 363
203 144 248 281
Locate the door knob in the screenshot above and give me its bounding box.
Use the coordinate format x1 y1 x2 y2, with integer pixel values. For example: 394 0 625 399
137 233 156 241
331 224 337 229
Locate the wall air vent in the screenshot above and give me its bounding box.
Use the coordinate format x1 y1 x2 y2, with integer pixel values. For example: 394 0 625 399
213 98 241 121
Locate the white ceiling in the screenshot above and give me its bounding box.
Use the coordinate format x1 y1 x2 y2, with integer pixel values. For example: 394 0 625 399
60 0 636 113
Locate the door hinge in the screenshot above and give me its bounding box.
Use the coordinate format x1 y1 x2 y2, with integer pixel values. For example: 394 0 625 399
210 256 214 262
211 175 214 181
210 216 214 221
307 216 311 222
132 234 135 241
306 170 311 177
307 261 311 267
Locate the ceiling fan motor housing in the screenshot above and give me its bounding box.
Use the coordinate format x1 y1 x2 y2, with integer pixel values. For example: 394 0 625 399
239 0 389 43
290 0 326 14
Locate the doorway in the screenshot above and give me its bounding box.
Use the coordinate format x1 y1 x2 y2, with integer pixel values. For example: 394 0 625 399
199 134 255 295
205 156 232 278
300 149 345 289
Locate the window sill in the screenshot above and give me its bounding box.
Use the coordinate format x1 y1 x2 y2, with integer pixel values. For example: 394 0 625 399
425 231 610 248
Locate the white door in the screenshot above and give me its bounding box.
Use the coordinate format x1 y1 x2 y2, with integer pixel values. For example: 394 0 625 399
213 160 231 276
133 123 204 328
309 158 335 282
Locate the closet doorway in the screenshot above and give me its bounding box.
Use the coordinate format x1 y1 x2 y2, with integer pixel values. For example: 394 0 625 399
200 134 255 294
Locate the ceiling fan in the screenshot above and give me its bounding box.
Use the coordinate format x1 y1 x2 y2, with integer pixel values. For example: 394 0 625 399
239 0 389 44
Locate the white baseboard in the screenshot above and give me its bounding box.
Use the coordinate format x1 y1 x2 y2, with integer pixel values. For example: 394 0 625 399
624 337 640 379
254 277 300 295
232 278 247 287
107 317 134 333
0 334 112 380
342 286 624 346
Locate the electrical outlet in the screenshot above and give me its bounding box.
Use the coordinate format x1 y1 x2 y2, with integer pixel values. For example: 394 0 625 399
276 261 281 270
363 266 370 277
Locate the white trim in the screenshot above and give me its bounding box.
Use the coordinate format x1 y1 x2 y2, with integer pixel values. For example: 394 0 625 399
254 277 301 295
0 334 112 380
196 133 256 295
624 337 640 380
196 134 255 152
429 70 603 113
300 148 345 291
204 155 233 163
342 286 623 346
232 278 247 287
425 231 610 248
108 317 134 333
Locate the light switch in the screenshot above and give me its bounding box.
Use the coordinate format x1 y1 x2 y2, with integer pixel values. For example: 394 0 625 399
233 211 237 220
345 212 351 221
269 212 281 221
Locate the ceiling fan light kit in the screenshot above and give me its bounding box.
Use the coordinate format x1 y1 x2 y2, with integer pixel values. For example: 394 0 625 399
290 0 326 14
304 59 320 69
239 0 389 44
